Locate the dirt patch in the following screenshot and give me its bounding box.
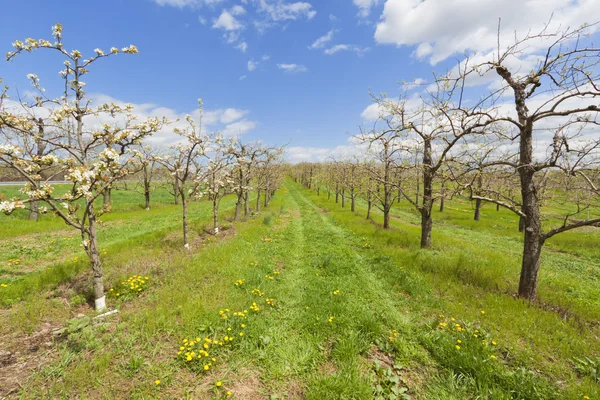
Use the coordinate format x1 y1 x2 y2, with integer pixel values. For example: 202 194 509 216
181 368 267 399
317 360 338 376
161 223 237 251
227 373 266 399
365 345 429 396
367 345 395 368
0 322 60 398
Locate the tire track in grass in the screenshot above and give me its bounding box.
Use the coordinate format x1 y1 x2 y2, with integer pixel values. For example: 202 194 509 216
238 183 426 399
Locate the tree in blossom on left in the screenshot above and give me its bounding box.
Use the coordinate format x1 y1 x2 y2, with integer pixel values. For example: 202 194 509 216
0 23 169 311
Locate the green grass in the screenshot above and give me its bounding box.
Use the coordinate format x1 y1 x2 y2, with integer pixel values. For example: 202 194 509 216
0 181 598 399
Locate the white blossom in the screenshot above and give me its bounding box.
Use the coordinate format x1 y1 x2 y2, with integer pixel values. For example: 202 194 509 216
0 201 25 214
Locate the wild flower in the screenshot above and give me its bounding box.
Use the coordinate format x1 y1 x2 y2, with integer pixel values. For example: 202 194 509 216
108 275 148 298
265 298 277 307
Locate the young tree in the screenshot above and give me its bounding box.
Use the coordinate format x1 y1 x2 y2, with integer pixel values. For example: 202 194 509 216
159 100 208 249
0 24 166 311
204 135 234 234
355 127 404 229
370 82 494 248
229 139 263 220
131 145 161 211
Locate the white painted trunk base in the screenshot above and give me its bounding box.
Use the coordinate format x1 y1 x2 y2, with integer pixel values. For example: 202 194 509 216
95 295 106 312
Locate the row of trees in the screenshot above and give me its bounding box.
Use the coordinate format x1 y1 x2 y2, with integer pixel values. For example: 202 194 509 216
0 25 284 312
293 24 600 302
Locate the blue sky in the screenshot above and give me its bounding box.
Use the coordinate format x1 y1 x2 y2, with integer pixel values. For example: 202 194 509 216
1 0 597 162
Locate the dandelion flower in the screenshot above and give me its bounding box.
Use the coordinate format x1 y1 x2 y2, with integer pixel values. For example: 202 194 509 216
155 379 160 385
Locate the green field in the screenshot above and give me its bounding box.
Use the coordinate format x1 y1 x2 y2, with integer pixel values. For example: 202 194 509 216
0 181 599 399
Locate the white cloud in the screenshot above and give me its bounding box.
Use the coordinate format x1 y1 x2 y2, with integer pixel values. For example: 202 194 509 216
254 0 316 22
230 5 246 15
324 44 369 56
286 141 368 163
239 75 247 80
213 10 244 31
248 56 270 71
247 59 258 71
222 119 257 136
360 103 383 122
225 31 241 43
310 29 337 49
221 108 249 124
198 16 207 24
236 41 248 52
374 0 599 65
277 63 308 73
354 0 379 18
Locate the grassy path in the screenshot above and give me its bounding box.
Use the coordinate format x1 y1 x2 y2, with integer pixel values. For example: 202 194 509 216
5 182 599 399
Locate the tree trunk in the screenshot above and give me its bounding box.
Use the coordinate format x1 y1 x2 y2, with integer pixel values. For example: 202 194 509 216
351 189 355 212
103 188 111 207
383 158 392 229
519 215 525 232
182 191 189 250
514 86 543 299
383 207 391 229
367 199 372 220
497 203 500 211
29 120 46 222
420 140 434 249
256 190 261 212
235 192 243 221
213 198 219 235
29 199 39 221
335 184 339 203
144 190 150 211
474 198 482 221
341 189 345 208
173 180 180 205
518 164 544 299
420 210 433 248
328 189 331 200
244 190 250 216
86 210 105 311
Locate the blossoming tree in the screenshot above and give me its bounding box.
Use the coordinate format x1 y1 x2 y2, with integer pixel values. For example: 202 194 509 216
0 24 167 311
